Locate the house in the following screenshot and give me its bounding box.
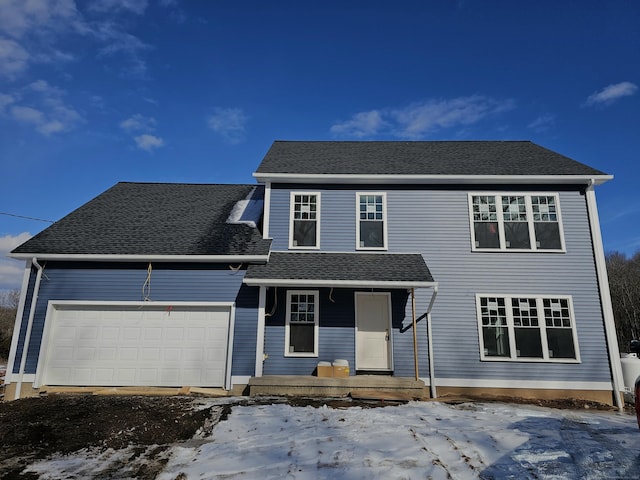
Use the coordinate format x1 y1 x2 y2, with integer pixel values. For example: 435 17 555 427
4 141 624 408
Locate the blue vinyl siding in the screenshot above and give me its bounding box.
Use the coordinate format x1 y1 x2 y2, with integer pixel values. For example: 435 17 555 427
264 288 355 375
262 287 427 377
268 184 611 385
12 262 257 377
387 188 609 384
270 186 356 251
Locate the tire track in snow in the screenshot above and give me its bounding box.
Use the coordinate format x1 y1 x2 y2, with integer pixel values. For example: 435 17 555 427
560 415 639 480
409 426 482 479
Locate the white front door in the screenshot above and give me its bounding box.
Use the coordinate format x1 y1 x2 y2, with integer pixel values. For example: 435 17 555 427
355 292 392 371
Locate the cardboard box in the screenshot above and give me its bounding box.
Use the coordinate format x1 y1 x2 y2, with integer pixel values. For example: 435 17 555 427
317 362 333 377
333 366 349 377
332 359 349 378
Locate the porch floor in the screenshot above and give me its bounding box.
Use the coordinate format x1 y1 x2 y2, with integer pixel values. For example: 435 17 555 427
248 375 429 401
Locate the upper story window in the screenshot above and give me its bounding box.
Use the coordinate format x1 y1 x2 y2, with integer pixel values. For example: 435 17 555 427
469 193 565 252
476 294 579 362
290 192 320 248
357 193 387 250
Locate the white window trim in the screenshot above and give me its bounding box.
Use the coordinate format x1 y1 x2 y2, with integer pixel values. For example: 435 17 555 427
284 290 319 357
356 192 388 251
475 294 581 363
289 191 321 250
468 192 566 253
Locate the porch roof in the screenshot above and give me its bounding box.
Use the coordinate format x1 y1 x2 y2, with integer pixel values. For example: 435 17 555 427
244 252 436 288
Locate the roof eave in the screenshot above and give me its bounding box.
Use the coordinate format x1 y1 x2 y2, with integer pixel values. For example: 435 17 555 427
8 253 270 263
253 173 613 186
243 278 437 289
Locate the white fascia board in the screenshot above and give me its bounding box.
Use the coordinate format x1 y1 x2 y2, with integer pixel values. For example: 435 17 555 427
253 173 613 186
243 278 438 289
8 253 270 263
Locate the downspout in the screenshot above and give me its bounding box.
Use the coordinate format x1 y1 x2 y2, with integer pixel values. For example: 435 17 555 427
255 286 267 377
425 285 439 398
411 288 418 381
585 181 624 411
15 258 44 400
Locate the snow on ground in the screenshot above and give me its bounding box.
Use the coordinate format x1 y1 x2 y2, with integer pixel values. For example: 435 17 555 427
27 400 640 479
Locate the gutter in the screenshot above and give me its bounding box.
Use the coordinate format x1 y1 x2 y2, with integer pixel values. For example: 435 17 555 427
15 258 44 400
9 253 270 263
253 172 614 186
243 278 437 289
585 180 624 412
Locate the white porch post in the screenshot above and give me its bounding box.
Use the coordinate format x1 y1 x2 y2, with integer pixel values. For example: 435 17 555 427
255 285 267 377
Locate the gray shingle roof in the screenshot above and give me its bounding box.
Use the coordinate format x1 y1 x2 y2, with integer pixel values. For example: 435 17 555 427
245 252 434 285
255 141 608 177
12 183 271 257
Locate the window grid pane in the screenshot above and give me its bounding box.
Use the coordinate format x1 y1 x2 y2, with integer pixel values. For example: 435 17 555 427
480 297 506 326
473 196 497 221
293 195 317 220
543 298 571 328
512 298 538 327
290 294 316 324
502 196 527 221
360 195 383 221
531 196 558 222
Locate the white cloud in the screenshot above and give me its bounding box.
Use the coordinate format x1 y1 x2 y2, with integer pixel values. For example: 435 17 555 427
0 232 32 253
0 37 30 79
134 133 164 151
11 105 44 125
120 114 163 150
0 92 17 112
0 0 81 39
585 82 638 106
0 0 153 80
330 110 386 138
93 22 151 77
331 96 514 139
392 96 515 138
120 113 156 132
0 232 32 290
528 113 556 132
89 0 149 15
6 80 83 136
207 107 248 144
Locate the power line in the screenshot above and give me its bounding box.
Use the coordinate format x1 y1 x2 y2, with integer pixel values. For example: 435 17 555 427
0 212 54 224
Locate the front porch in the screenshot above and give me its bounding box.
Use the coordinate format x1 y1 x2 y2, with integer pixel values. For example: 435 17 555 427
248 375 429 401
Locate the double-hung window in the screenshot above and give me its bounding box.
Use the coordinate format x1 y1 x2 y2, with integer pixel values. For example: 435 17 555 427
476 294 579 362
285 291 319 357
290 192 320 248
357 192 387 250
470 193 564 251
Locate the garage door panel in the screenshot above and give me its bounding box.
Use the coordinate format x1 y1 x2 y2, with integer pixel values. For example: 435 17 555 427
41 304 231 388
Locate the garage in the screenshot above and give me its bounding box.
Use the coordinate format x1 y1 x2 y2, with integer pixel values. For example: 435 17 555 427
35 302 234 390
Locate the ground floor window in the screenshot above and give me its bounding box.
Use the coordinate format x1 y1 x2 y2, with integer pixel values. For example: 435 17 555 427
476 294 579 362
285 290 319 357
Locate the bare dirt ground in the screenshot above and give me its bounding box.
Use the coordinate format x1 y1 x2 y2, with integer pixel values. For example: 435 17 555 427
0 393 621 479
0 395 220 479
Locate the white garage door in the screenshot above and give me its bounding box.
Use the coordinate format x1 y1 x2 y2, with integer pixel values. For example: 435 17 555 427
39 303 232 388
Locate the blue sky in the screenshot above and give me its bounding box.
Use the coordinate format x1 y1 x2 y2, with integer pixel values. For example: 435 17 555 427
0 0 639 290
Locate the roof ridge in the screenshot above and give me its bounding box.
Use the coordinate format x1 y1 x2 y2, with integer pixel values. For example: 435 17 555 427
116 181 259 187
